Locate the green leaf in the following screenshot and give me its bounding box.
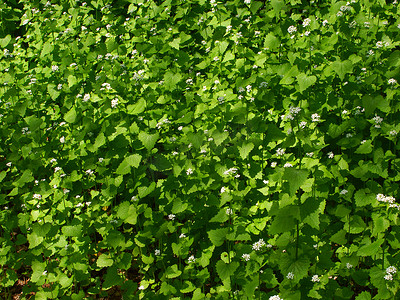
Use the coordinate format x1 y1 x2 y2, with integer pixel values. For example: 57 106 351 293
139 132 159 151
127 98 146 115
0 35 11 48
269 214 296 234
355 291 371 300
238 142 254 160
165 264 182 279
264 33 280 50
180 281 196 293
15 170 34 187
138 182 156 198
62 225 83 237
216 260 239 281
296 73 316 93
332 60 353 81
169 37 181 50
27 232 44 249
208 228 229 247
47 84 61 100
97 254 114 268
271 0 285 15
164 71 181 90
102 266 122 290
279 255 311 281
330 229 347 244
357 239 384 256
41 41 53 57
67 75 77 88
24 115 42 132
64 107 77 123
283 168 309 196
31 260 46 282
116 154 141 175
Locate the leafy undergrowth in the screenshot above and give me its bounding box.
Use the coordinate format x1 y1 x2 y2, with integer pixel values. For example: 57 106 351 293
1 0 400 299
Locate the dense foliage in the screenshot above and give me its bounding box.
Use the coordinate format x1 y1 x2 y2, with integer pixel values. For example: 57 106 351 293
1 0 400 299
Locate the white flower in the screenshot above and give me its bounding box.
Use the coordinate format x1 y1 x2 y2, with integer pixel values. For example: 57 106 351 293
271 162 277 168
179 233 186 238
287 272 294 279
57 84 63 90
168 214 176 220
269 296 282 300
386 266 397 274
242 253 250 261
246 85 252 92
388 78 397 85
373 115 383 124
155 249 161 256
276 148 285 156
188 255 196 263
306 152 314 157
346 263 353 269
263 180 269 184
83 94 90 102
390 130 398 136
50 158 57 164
311 113 320 122
6 162 12 167
287 25 297 34
340 189 348 195
328 152 334 159
284 163 293 168
60 136 65 143
220 186 227 193
111 98 118 108
213 56 219 61
376 41 383 48
302 18 311 27
384 274 393 281
252 238 266 251
51 65 59 72
98 157 104 162
54 167 61 172
186 168 193 175
86 169 94 175
76 203 84 207
322 20 328 26
138 285 146 290
226 208 233 215
33 194 42 200
244 0 251 4
311 275 320 282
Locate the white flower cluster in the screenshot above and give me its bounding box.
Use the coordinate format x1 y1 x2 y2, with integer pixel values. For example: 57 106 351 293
223 167 238 176
269 296 282 300
311 274 320 282
286 272 294 279
376 194 396 204
33 194 42 200
111 98 118 108
311 113 320 122
156 118 170 130
287 25 297 34
276 148 285 157
186 168 193 175
188 255 196 263
252 238 266 251
384 266 397 281
242 253 250 261
388 78 397 85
